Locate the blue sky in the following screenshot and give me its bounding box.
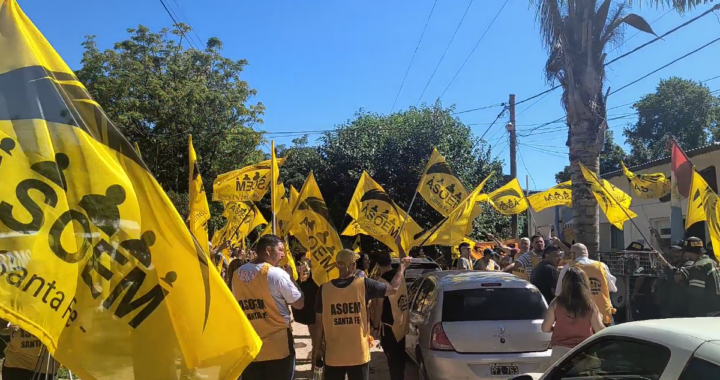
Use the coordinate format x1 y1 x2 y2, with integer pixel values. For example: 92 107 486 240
20 0 720 191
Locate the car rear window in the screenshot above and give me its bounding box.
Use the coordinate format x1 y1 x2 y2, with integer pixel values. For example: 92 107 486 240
442 287 546 322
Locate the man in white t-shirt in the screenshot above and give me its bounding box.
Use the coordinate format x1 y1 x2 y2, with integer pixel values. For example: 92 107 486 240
232 235 304 380
455 242 473 270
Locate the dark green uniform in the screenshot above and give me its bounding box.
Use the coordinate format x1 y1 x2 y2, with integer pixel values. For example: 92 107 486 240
677 255 720 317
654 260 693 318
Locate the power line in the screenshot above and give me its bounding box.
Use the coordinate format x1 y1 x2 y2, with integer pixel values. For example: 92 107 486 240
416 0 475 105
158 0 199 50
517 90 552 116
517 150 537 190
451 102 504 115
170 0 204 48
607 9 673 56
478 106 508 141
437 0 510 99
390 0 439 112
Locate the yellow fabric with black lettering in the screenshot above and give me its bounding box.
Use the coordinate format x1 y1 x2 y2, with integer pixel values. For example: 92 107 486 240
378 277 409 341
621 162 670 199
527 181 572 212
212 158 286 203
321 277 370 367
487 178 529 215
571 261 614 324
0 2 261 379
233 264 290 362
417 148 481 218
3 329 60 374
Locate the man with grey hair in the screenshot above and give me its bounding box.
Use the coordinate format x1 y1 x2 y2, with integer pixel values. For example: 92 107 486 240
556 243 617 325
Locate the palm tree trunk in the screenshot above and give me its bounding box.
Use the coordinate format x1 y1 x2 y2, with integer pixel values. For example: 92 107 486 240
569 117 602 258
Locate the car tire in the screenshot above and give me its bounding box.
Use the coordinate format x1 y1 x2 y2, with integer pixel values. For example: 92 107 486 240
418 355 430 380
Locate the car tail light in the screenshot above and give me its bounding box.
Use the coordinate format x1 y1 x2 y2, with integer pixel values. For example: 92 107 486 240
430 322 455 351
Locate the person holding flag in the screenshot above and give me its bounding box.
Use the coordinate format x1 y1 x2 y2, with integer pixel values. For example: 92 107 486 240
232 235 305 380
314 249 411 380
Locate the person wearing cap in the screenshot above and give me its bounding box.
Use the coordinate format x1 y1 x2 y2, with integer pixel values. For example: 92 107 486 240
370 251 410 380
314 249 410 380
674 237 720 317
531 246 561 303
556 243 617 326
473 248 500 270
232 235 305 380
454 242 473 270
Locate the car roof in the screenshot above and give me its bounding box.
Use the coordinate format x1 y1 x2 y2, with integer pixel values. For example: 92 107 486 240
597 318 720 343
424 270 534 291
391 257 440 265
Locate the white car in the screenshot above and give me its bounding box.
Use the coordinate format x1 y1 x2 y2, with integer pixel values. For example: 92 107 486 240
405 271 552 380
508 317 720 380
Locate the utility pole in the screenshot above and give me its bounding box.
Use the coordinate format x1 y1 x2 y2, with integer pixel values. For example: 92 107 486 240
507 94 518 239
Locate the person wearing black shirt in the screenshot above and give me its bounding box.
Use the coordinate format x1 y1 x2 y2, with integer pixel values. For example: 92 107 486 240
531 246 560 304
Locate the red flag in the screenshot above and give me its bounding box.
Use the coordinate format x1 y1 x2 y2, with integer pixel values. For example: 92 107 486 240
671 139 692 199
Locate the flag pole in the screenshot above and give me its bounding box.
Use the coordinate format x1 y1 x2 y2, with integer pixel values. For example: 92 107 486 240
271 140 277 235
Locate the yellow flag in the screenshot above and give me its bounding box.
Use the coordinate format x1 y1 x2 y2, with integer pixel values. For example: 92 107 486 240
686 169 709 230
0 2 261 379
419 173 493 246
291 172 342 285
278 236 298 281
189 135 211 256
134 141 142 158
346 172 424 251
580 163 637 230
341 219 399 253
527 181 572 212
212 157 286 202
418 148 477 216
270 141 284 233
487 178 529 215
353 235 362 252
621 162 670 199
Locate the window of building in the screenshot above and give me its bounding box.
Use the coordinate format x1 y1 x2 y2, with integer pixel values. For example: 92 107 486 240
651 218 671 247
610 225 625 250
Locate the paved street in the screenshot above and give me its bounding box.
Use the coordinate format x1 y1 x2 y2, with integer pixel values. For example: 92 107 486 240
292 322 418 380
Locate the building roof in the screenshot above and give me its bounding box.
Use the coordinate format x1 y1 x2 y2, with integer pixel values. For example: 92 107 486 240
601 142 720 180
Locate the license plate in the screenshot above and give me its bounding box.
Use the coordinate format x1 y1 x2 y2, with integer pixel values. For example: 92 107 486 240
490 364 519 376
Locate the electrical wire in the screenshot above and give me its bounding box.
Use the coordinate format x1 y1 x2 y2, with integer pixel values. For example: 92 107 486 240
416 0 475 105
170 0 204 48
606 9 673 56
517 150 537 190
390 0 439 112
437 0 510 99
478 106 508 140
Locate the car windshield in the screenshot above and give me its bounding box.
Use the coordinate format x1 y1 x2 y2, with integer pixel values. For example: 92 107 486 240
442 287 546 321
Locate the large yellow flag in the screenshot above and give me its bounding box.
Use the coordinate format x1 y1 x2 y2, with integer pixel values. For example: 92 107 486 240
687 171 720 261
419 173 493 246
346 172 424 251
189 135 211 256
621 162 670 199
686 170 709 230
527 181 572 212
417 148 480 217
212 158 286 203
580 163 637 230
487 178 529 215
291 172 342 285
0 2 261 379
341 219 398 253
270 141 284 233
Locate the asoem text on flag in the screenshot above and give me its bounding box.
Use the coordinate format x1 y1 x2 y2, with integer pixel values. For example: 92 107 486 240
417 148 482 218
212 157 286 203
687 171 720 262
0 1 261 379
291 172 343 285
341 218 399 255
579 163 637 230
621 162 670 199
487 178 529 215
189 135 211 257
346 172 424 252
527 181 572 212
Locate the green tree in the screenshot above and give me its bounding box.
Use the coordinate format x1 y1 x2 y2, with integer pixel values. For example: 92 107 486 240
275 103 516 251
75 24 265 199
624 77 720 163
533 0 711 255
555 130 627 183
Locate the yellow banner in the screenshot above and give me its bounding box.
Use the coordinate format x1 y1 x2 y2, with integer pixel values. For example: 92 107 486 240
580 163 636 230
687 170 709 230
0 1 261 379
487 178 529 215
418 148 479 216
189 135 210 256
346 172 423 251
291 172 342 285
212 158 286 203
527 181 572 212
621 162 670 199
352 235 361 252
341 219 398 254
270 141 284 233
419 173 493 246
688 171 720 261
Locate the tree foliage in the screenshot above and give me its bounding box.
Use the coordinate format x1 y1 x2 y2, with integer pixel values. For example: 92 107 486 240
555 130 627 183
624 77 720 163
75 24 266 198
275 103 518 249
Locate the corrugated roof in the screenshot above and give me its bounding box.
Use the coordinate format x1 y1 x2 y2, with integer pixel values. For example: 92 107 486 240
601 142 720 179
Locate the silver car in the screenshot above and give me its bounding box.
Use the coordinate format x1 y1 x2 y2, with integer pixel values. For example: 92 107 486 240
405 271 552 380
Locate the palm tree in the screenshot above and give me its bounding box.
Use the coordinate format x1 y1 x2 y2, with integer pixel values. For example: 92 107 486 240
533 0 711 255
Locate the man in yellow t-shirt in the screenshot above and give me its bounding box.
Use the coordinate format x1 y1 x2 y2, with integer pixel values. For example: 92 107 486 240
1 325 60 380
314 249 410 380
233 235 305 380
